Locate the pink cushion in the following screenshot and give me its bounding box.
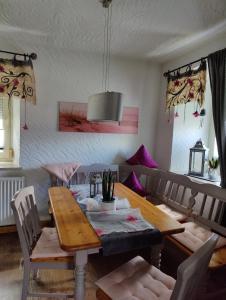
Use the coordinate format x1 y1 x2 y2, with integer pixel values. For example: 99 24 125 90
156 204 187 222
96 256 175 300
31 227 73 259
43 162 80 183
123 171 146 196
126 144 158 168
172 222 226 252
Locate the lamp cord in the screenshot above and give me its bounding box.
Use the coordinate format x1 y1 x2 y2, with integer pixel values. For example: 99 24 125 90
102 1 112 92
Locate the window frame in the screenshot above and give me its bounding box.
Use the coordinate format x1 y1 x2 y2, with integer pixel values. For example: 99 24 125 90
0 96 13 162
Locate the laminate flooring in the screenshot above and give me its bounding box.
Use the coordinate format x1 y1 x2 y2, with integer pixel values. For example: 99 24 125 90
1 232 226 300
0 232 151 300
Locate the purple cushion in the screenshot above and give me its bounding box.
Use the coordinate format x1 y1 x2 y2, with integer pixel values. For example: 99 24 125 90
123 171 146 197
126 144 158 168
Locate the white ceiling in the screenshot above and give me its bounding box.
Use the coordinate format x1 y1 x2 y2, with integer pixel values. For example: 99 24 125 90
0 0 226 61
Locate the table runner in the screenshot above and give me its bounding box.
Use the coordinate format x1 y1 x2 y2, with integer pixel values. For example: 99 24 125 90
70 184 162 255
86 208 162 255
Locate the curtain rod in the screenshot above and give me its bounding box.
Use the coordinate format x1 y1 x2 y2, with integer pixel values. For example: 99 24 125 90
163 56 207 77
0 50 37 60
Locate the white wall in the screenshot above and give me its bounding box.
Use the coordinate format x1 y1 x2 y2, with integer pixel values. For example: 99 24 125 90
155 33 226 171
10 47 160 217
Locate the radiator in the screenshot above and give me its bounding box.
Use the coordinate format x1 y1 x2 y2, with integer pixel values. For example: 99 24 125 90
0 176 25 226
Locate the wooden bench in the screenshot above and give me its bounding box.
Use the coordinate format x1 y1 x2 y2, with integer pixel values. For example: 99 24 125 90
119 164 226 269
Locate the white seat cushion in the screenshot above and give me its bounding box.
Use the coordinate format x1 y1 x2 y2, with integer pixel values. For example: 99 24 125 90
96 256 175 300
172 222 226 252
31 227 73 260
156 204 187 222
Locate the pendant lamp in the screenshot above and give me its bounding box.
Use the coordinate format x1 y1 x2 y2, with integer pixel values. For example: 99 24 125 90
87 0 123 122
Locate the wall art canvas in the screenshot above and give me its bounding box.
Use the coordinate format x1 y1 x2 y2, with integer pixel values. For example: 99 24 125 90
59 102 138 134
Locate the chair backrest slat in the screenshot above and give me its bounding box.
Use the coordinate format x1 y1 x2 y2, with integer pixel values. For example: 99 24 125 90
170 234 219 300
11 186 41 260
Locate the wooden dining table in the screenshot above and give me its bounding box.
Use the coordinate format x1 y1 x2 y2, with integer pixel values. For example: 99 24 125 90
48 182 184 300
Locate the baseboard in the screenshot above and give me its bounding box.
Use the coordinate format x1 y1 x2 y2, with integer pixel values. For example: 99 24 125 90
0 225 17 234
0 219 51 234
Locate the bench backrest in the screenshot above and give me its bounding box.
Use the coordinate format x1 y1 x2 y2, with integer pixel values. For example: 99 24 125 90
119 165 226 236
154 170 198 215
119 164 160 199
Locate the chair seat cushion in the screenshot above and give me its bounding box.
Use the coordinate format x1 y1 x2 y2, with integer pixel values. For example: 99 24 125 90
31 227 73 261
156 204 187 222
172 222 226 252
96 256 175 300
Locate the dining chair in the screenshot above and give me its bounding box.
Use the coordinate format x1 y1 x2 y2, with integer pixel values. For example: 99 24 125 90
96 233 219 300
11 186 74 300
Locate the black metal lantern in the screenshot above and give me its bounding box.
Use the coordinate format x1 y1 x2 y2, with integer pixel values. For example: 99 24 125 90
89 174 102 198
188 139 206 177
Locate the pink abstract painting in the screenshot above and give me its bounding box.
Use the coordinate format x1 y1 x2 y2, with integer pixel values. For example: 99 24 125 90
59 102 138 134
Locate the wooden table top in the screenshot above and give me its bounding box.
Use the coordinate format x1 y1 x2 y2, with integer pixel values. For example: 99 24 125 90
49 183 184 252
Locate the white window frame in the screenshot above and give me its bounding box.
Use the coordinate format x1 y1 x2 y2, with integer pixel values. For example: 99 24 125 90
0 96 13 162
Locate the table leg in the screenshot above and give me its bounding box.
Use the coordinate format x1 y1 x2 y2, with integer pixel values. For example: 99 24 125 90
74 250 88 300
150 243 163 269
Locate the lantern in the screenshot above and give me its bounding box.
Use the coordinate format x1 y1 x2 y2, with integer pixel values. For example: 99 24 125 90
89 174 102 198
188 139 207 177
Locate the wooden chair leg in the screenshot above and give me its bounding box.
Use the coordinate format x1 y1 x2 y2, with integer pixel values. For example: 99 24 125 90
21 263 30 300
96 288 112 300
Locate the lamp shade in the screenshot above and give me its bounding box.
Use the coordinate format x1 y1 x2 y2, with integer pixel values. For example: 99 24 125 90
87 91 123 122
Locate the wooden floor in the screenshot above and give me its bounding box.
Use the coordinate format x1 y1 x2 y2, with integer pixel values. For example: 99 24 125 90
1 232 226 300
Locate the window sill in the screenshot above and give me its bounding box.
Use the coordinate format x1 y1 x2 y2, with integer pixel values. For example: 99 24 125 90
0 162 21 170
186 174 220 186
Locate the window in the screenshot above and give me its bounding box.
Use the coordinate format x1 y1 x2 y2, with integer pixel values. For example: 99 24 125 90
0 96 20 165
170 67 218 178
0 96 13 162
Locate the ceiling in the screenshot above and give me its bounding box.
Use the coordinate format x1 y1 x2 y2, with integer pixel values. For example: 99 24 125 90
0 0 226 61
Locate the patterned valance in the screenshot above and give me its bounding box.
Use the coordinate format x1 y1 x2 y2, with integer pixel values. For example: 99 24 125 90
0 57 36 104
166 61 206 110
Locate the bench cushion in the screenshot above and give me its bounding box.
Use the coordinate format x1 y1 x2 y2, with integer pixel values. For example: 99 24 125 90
126 144 158 169
123 171 146 197
96 256 175 300
31 227 73 261
172 222 226 252
156 204 187 222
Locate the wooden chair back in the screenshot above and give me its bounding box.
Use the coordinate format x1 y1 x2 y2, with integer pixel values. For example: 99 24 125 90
171 233 219 300
11 186 41 260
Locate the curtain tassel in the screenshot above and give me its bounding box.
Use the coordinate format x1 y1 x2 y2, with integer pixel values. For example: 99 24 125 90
22 98 28 130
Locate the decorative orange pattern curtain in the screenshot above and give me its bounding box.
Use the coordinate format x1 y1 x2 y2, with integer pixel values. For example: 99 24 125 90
166 61 206 110
0 57 36 104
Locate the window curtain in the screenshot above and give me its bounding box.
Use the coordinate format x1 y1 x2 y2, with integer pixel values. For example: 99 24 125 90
0 57 36 104
166 61 206 111
208 49 226 189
